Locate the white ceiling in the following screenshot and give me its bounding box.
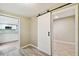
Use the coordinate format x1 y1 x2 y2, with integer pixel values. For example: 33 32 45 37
0 3 65 17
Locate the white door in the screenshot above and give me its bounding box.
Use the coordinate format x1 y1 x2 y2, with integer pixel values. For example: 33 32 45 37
38 12 51 55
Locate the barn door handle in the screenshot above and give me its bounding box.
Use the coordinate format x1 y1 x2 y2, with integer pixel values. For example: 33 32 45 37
48 32 50 36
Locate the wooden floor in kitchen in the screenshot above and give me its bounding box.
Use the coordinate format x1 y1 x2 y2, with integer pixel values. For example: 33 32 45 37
22 46 49 56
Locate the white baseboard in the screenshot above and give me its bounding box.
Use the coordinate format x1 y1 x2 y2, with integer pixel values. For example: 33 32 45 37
29 44 38 48
54 40 75 45
21 44 31 48
21 44 37 49
21 44 49 56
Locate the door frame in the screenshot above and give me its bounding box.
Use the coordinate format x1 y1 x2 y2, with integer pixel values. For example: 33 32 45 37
0 13 20 48
50 4 79 56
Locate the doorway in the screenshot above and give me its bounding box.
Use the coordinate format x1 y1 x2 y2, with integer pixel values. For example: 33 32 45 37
52 6 76 56
0 15 20 55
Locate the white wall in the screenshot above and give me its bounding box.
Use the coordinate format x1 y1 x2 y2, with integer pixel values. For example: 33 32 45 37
30 17 38 46
20 16 30 47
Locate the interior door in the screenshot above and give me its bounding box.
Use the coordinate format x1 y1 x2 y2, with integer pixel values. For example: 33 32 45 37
38 12 51 55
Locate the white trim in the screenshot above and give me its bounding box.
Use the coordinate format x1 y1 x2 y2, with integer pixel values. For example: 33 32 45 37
50 12 53 56
29 44 38 48
18 17 20 49
21 44 31 49
74 4 78 56
21 44 37 48
0 12 19 19
21 44 49 56
54 40 75 45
